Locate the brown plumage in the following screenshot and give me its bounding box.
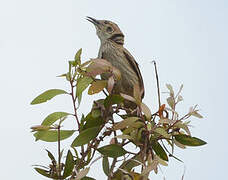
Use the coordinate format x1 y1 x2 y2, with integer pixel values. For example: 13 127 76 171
87 17 144 108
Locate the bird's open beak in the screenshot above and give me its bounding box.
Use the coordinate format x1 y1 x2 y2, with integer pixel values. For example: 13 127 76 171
86 16 100 27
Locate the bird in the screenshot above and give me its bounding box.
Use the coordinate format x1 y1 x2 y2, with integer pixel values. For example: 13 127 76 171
86 17 144 109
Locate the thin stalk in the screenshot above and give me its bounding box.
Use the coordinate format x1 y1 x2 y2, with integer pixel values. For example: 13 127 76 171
152 61 161 108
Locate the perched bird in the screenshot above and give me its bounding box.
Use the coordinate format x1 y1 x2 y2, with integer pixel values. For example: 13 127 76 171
87 17 144 108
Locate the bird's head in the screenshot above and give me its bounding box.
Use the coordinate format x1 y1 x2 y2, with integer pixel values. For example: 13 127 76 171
86 16 125 45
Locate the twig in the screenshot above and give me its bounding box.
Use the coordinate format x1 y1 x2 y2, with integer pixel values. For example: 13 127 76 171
152 61 161 108
70 80 80 130
57 125 61 179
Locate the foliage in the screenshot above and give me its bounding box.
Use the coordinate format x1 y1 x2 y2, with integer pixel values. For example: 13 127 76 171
30 49 206 180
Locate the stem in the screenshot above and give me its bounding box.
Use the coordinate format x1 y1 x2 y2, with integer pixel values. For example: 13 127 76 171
57 125 61 179
152 61 161 108
70 80 80 130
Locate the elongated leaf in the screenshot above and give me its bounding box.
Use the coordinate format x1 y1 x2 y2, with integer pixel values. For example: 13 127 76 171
63 150 74 178
98 144 127 158
34 168 51 178
42 112 69 126
75 167 90 180
88 80 107 95
166 84 174 96
71 126 100 147
104 94 124 108
107 76 115 94
31 89 67 105
34 130 75 142
76 76 93 97
82 112 104 130
34 167 59 179
75 48 82 65
154 127 171 139
46 149 56 162
141 103 152 120
114 117 139 130
86 59 112 76
174 134 207 146
151 141 168 161
167 97 175 109
102 156 110 176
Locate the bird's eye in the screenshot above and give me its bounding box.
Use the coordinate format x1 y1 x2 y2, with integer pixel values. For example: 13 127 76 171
106 26 113 33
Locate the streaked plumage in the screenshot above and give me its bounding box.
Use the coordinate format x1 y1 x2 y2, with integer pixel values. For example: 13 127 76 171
87 17 144 107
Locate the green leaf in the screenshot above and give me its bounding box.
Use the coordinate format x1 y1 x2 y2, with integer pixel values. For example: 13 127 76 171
41 112 69 126
76 76 93 97
82 112 104 130
114 117 139 130
88 80 107 95
174 134 207 146
46 149 56 162
71 126 100 147
63 150 74 178
104 94 124 108
102 156 110 176
98 144 127 158
34 130 75 142
154 127 171 139
31 89 67 105
151 141 168 161
34 168 51 178
75 48 82 65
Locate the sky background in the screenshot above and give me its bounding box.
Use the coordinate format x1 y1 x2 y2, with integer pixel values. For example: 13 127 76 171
0 0 227 179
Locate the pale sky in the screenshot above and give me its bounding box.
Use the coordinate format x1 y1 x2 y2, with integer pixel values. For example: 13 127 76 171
0 0 227 179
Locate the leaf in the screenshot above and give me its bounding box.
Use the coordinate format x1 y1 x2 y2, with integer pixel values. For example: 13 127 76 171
174 134 207 146
166 84 174 97
174 122 191 136
34 130 75 142
120 93 136 103
167 96 175 109
75 167 90 180
63 150 74 178
177 95 183 103
41 112 69 126
115 134 133 140
159 118 175 125
34 168 51 178
158 104 166 118
141 159 159 175
75 48 82 65
174 139 186 149
71 126 100 147
104 94 124 108
154 127 171 139
107 76 115 94
86 59 112 76
141 103 152 120
190 110 203 118
98 144 127 158
30 125 51 132
31 89 67 105
46 149 56 162
76 76 93 97
151 141 168 161
82 112 104 130
88 80 107 95
113 117 139 130
102 156 110 176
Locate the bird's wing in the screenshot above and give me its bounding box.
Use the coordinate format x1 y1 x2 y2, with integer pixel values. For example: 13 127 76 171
123 48 145 98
